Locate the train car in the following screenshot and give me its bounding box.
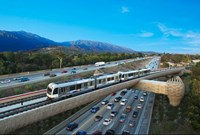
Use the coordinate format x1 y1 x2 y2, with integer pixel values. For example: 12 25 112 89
95 73 120 88
118 70 140 81
138 68 151 76
47 78 95 99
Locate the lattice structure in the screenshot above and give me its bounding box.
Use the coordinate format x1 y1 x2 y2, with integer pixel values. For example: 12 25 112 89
166 76 185 106
93 69 104 76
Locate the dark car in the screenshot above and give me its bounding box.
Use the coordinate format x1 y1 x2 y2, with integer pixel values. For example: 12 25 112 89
61 70 68 73
20 77 29 82
91 106 100 113
71 70 76 74
101 100 109 105
134 95 138 99
92 130 102 135
105 129 115 135
66 123 78 131
119 113 127 123
110 110 118 117
95 115 103 122
122 130 130 135
49 74 56 77
76 130 87 135
120 90 127 96
44 72 50 76
114 96 122 102
132 111 139 118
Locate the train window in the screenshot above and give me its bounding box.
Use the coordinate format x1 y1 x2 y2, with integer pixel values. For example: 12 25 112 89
99 80 102 84
47 87 52 94
111 77 114 80
70 85 75 90
103 79 106 83
122 74 124 78
84 82 88 87
90 81 93 86
107 78 110 81
77 84 81 89
53 88 58 94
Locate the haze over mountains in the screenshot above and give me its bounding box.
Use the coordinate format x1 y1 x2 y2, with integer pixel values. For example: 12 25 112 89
0 30 135 53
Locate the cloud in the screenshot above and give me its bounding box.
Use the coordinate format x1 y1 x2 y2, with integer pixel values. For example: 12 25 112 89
157 23 200 46
121 6 129 13
139 31 154 37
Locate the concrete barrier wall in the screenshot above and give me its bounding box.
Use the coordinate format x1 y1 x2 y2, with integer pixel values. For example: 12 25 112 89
0 68 184 134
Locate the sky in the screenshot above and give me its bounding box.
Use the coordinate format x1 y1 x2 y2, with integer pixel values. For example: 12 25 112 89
0 0 200 54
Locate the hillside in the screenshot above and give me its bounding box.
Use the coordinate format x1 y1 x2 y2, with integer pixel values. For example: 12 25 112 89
0 30 134 53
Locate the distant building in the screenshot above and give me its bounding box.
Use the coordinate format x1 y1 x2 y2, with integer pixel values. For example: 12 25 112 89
192 59 200 64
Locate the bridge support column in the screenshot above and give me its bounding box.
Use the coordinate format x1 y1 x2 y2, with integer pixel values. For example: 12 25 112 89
134 76 185 106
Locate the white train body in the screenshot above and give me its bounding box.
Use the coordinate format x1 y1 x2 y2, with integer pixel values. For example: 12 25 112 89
46 68 151 99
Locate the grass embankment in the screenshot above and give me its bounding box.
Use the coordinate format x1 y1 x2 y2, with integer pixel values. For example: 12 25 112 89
149 73 199 134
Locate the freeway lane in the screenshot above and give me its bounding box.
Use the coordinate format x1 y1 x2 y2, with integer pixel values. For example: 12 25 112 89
57 89 149 134
0 57 149 89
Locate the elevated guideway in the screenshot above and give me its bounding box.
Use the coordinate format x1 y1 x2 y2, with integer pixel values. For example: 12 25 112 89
0 67 185 134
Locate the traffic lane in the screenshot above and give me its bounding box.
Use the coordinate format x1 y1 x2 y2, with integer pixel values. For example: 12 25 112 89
88 90 132 134
59 92 118 135
114 90 143 134
100 90 138 134
71 91 123 134
122 91 148 134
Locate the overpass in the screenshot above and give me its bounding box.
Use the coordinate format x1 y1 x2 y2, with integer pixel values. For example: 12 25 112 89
0 68 185 134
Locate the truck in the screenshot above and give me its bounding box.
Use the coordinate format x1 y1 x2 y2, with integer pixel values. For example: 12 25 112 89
95 61 105 66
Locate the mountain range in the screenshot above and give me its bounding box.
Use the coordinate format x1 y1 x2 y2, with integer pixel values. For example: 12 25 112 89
0 30 135 53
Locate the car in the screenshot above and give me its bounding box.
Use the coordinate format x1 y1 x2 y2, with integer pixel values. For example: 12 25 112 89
95 115 103 122
92 130 102 135
132 111 138 118
140 97 144 102
120 99 128 105
114 96 122 102
119 113 127 123
91 106 100 113
105 129 115 135
13 77 21 81
101 100 109 105
1 79 11 84
103 118 112 125
134 95 138 99
110 110 118 117
124 106 132 113
111 92 116 96
107 103 114 109
143 91 147 96
120 90 127 96
83 67 88 70
137 104 142 109
71 70 76 74
20 77 29 82
122 130 130 135
49 74 56 77
66 122 78 131
61 70 68 73
129 120 135 127
76 130 87 135
44 72 50 76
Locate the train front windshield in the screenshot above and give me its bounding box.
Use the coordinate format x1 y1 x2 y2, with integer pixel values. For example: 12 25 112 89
47 87 52 95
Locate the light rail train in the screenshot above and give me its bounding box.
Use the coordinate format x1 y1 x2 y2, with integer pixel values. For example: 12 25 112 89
47 68 151 99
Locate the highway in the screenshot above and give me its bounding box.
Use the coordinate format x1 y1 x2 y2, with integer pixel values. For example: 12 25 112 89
50 57 160 134
0 57 150 89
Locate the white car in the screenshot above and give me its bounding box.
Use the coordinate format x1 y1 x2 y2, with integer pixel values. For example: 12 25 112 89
143 91 147 96
137 104 142 109
120 99 128 105
107 103 114 109
140 97 144 102
103 118 112 125
1 79 11 84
